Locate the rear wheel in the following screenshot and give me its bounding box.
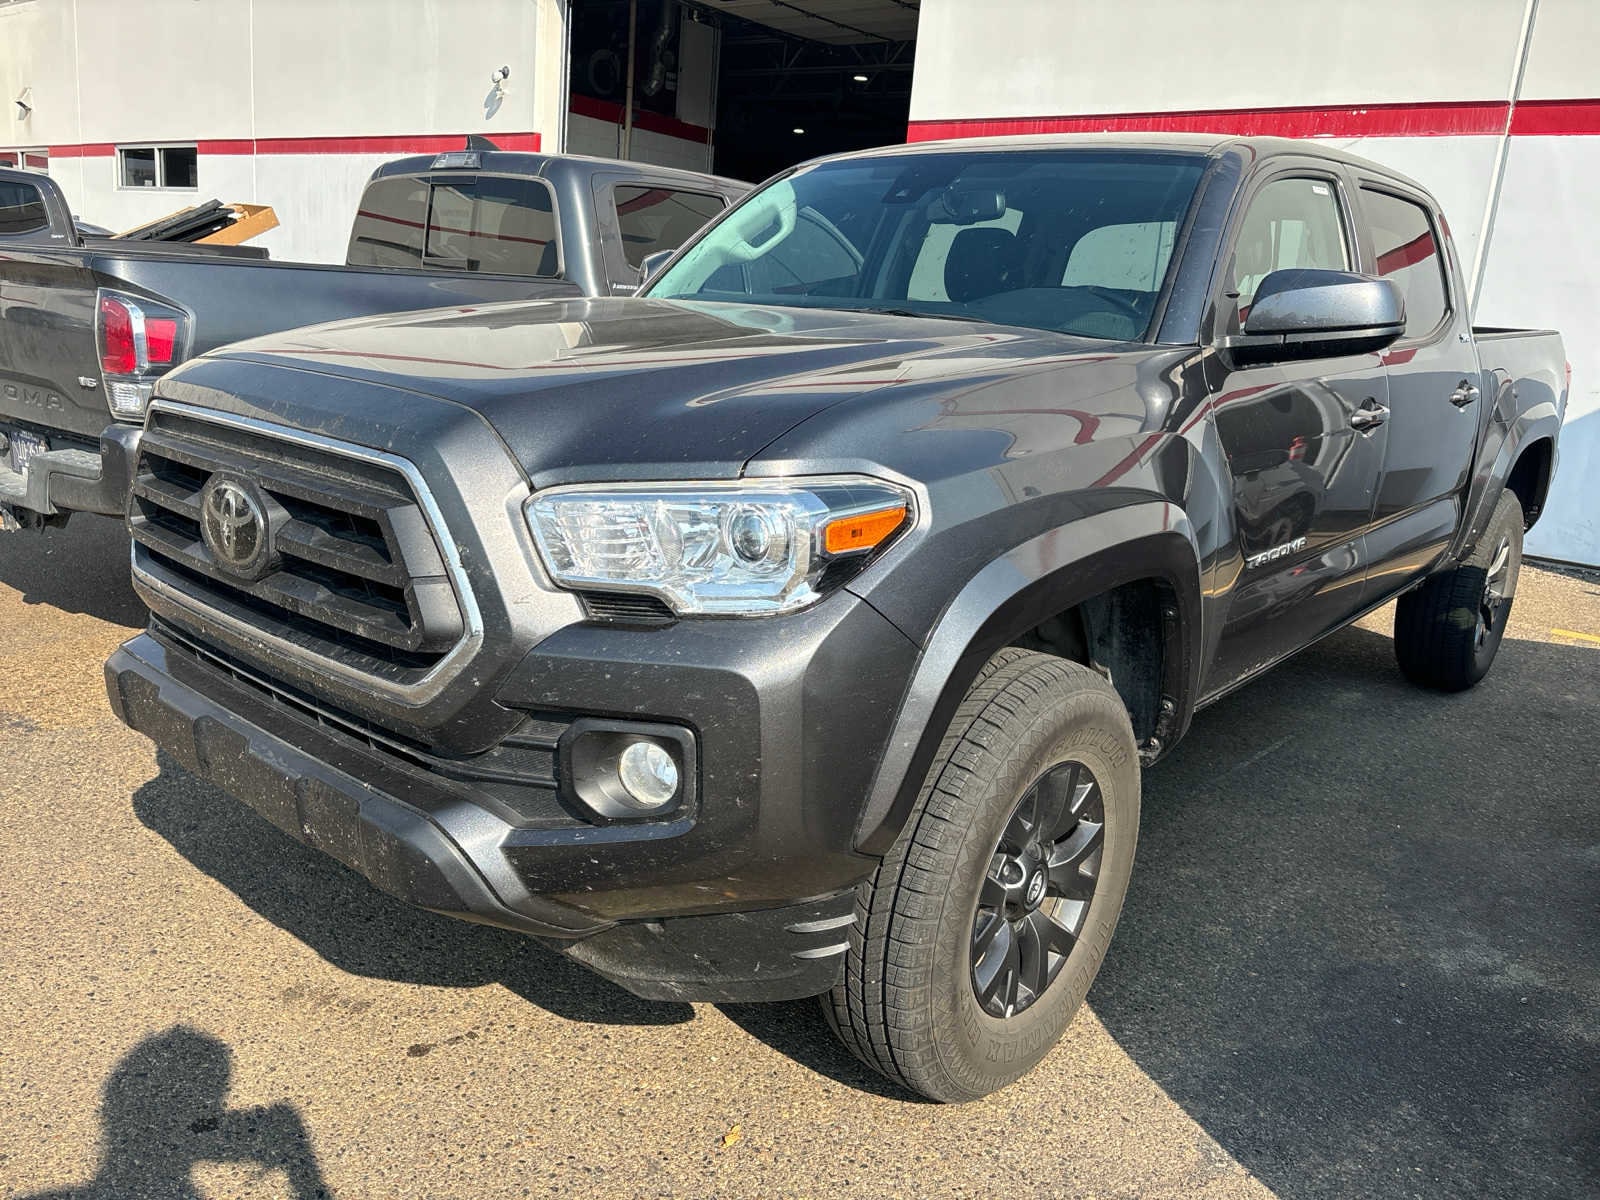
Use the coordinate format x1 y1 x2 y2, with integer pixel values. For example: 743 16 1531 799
1394 489 1524 691
824 649 1139 1102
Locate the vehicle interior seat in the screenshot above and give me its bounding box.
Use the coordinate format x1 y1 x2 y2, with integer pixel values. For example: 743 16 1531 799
945 227 1024 302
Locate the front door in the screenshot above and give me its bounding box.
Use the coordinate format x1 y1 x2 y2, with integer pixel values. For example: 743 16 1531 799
1204 171 1390 695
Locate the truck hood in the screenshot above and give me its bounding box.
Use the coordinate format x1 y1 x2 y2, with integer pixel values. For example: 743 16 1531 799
198 297 1144 485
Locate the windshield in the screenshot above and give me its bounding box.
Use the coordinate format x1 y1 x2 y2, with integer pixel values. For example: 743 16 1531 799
645 149 1206 341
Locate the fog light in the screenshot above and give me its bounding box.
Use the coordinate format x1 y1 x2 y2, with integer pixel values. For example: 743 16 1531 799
618 740 679 808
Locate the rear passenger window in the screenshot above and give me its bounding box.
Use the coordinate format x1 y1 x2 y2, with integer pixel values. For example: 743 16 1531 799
1227 177 1349 323
1362 188 1449 338
614 186 725 268
0 180 47 235
347 175 559 276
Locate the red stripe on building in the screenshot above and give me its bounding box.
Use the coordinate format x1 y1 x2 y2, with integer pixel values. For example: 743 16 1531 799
43 133 540 158
1508 98 1600 136
568 93 712 145
47 142 117 158
908 100 1511 142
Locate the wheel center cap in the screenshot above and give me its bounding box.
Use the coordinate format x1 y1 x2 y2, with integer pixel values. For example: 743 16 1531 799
1024 870 1047 909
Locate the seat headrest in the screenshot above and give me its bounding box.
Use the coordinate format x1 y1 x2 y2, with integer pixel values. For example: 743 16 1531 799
944 227 1022 303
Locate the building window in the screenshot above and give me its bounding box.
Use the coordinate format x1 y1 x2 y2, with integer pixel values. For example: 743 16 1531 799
118 145 198 190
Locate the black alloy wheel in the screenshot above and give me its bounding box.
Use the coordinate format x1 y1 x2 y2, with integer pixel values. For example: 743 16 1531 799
1476 531 1515 651
971 760 1105 1018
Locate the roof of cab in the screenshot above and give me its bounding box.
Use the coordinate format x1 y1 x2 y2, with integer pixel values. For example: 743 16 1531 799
790 131 1437 205
368 149 749 194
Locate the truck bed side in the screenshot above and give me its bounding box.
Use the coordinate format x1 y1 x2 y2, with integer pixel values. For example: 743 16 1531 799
0 245 582 443
1455 326 1568 557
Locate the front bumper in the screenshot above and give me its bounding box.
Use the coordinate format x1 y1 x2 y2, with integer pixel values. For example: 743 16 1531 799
0 423 141 521
106 603 910 1000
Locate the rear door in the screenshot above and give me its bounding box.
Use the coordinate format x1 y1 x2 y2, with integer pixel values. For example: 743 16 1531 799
1352 182 1482 596
1203 165 1391 693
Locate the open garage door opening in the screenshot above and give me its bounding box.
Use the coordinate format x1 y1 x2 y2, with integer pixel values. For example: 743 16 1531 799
567 0 918 186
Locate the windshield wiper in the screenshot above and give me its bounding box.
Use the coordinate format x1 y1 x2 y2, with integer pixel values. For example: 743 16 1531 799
835 305 993 325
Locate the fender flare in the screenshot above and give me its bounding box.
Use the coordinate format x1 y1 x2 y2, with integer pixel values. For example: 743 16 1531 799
1451 400 1563 561
852 500 1203 856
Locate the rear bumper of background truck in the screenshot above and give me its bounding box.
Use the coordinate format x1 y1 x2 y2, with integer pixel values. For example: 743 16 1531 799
0 423 141 524
105 630 861 1003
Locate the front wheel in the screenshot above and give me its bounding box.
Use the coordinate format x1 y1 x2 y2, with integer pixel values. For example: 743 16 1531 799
1394 489 1524 692
824 649 1140 1102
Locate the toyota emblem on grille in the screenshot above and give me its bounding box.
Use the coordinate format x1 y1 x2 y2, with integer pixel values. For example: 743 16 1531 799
200 475 272 578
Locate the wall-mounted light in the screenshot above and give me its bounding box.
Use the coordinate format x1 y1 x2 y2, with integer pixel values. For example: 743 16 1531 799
490 65 510 96
15 87 32 121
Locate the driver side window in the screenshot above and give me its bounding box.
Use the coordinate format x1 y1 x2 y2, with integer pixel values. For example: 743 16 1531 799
1227 177 1349 325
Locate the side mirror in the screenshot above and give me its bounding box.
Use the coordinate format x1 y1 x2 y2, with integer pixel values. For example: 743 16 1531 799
1223 269 1405 366
639 249 676 285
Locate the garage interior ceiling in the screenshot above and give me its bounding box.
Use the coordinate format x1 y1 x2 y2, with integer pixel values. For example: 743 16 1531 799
694 0 918 45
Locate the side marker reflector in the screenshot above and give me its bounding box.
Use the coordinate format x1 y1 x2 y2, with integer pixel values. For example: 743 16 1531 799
823 505 907 555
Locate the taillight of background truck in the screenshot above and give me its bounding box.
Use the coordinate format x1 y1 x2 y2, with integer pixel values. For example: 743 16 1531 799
96 289 189 421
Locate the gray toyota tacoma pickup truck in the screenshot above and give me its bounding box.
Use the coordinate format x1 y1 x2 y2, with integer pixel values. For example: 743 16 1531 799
0 152 743 529
105 134 1566 1102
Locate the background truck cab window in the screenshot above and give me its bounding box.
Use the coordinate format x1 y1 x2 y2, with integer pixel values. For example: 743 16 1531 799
1228 178 1349 321
347 178 428 267
347 176 558 276
1362 188 1449 338
425 177 558 276
0 180 47 235
614 186 725 268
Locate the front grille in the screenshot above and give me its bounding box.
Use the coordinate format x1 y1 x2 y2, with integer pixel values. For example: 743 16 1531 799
130 410 466 683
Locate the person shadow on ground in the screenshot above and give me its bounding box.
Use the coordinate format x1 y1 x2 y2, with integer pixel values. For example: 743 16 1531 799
19 1026 330 1199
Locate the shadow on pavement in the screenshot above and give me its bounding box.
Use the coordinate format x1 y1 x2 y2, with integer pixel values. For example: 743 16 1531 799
0 514 145 629
1092 625 1600 1200
133 754 693 1027
16 1026 329 1200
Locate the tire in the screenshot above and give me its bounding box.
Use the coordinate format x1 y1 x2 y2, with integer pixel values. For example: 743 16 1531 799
824 648 1140 1102
1394 489 1524 692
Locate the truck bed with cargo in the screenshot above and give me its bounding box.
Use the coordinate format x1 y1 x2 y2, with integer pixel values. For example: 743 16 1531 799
0 152 745 527
103 135 1565 1101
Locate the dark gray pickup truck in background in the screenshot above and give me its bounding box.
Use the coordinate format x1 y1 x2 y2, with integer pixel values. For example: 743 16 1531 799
105 135 1565 1102
0 153 744 528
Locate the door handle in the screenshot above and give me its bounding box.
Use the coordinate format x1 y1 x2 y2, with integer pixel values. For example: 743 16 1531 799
1450 380 1481 408
1350 402 1389 431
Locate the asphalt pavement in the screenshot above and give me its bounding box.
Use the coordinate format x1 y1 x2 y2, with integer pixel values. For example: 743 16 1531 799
1 514 1595 1199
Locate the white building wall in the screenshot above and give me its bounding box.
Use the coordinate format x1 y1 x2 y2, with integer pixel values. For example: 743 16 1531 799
909 0 1598 566
1473 0 1600 564
1 0 568 262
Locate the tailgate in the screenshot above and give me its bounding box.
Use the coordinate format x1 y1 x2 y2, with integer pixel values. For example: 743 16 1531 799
0 247 112 441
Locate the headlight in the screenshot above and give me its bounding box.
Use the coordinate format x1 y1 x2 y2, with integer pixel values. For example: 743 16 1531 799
525 476 912 616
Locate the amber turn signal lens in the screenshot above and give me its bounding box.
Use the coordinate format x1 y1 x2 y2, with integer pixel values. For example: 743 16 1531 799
823 504 907 555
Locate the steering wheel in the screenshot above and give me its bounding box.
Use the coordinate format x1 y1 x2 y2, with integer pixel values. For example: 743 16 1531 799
1078 286 1147 321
